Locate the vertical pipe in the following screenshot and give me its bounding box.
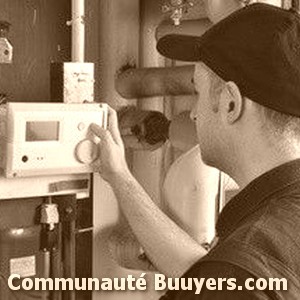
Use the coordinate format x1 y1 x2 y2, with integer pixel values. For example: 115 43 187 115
133 0 166 205
97 0 139 107
93 1 160 300
51 247 63 300
63 220 76 300
139 0 165 111
41 251 50 300
71 0 85 62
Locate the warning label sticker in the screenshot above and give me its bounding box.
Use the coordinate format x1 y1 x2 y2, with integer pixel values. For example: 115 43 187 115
10 255 36 278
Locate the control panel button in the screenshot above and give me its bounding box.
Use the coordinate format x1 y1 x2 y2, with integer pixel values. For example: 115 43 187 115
22 155 28 163
75 139 99 164
77 122 85 131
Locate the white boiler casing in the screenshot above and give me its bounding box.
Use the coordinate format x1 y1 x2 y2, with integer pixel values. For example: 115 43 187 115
162 145 220 246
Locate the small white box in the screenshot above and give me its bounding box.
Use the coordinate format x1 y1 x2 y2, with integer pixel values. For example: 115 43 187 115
50 62 94 103
1 102 107 178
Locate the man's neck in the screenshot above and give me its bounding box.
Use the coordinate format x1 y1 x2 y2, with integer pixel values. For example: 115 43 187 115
228 144 300 189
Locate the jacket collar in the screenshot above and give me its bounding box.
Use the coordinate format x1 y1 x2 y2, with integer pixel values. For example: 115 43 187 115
216 159 300 239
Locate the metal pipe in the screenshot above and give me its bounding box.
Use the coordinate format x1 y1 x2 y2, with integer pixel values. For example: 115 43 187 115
131 0 166 209
116 65 195 99
155 18 212 41
71 0 85 62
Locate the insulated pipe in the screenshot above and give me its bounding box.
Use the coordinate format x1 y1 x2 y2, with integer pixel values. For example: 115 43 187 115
155 18 212 41
162 145 220 246
204 0 282 24
254 0 282 6
131 0 166 207
116 65 195 99
204 0 244 24
116 18 210 100
71 0 85 62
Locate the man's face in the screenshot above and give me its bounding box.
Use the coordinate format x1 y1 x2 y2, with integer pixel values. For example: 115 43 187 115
190 63 222 167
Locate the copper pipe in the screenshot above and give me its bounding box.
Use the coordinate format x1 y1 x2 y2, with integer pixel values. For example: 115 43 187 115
155 18 212 41
116 65 195 99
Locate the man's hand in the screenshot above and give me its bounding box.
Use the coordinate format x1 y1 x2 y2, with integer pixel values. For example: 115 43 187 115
90 106 130 182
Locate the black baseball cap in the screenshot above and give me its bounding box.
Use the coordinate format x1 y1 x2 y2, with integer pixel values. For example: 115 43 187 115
157 4 300 117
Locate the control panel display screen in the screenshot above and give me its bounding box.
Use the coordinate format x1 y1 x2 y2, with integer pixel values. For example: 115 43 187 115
26 121 59 141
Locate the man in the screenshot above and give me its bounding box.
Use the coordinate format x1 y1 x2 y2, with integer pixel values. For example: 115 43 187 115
91 3 300 299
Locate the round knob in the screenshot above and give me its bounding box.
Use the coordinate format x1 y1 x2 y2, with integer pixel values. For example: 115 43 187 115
77 122 86 131
75 139 99 164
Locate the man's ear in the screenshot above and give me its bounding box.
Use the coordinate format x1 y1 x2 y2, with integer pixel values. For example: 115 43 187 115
221 81 244 124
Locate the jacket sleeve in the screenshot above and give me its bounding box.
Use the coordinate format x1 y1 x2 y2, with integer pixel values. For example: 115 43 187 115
160 261 274 300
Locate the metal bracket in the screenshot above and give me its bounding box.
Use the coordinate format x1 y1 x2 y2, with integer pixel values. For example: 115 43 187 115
0 21 11 37
0 21 13 64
